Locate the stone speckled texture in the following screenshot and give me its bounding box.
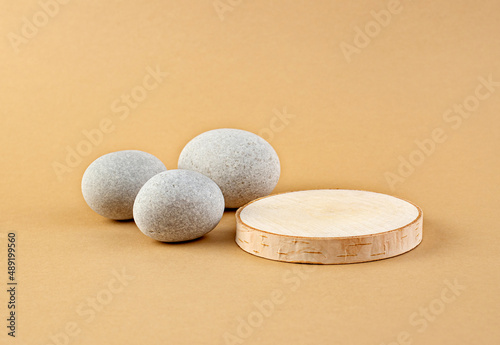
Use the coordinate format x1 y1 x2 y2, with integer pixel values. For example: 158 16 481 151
133 169 225 242
178 128 281 208
81 150 167 220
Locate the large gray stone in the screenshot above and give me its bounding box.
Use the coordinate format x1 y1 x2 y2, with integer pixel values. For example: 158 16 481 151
178 129 281 208
133 169 225 242
81 150 166 220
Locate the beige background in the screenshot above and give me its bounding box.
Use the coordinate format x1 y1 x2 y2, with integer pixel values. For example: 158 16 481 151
1 0 499 344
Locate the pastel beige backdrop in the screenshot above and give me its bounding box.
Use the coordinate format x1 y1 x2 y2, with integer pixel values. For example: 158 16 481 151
1 1 499 344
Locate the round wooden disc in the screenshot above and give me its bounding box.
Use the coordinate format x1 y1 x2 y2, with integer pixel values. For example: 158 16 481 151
235 190 423 264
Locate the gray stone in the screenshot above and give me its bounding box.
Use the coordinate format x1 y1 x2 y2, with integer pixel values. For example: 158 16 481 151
178 128 280 208
81 150 166 220
133 169 225 242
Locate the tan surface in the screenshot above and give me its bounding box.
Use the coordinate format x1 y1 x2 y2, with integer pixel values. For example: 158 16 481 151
1 0 499 344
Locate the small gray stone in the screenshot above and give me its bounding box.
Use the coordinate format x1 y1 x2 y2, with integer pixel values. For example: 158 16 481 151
133 169 225 242
82 150 166 220
178 128 280 208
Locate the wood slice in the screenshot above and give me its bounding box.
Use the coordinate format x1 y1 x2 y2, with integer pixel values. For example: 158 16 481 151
235 190 423 264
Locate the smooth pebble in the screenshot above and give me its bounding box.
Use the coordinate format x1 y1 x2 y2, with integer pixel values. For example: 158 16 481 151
82 150 166 220
133 169 225 242
178 128 280 208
